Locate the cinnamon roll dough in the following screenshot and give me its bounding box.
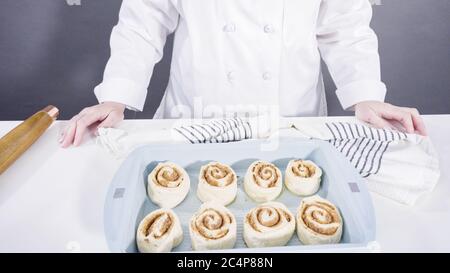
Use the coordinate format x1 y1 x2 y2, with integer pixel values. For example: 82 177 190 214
189 202 237 250
197 162 237 206
244 161 282 202
136 209 183 253
147 162 190 208
243 202 295 248
285 159 322 196
296 195 343 245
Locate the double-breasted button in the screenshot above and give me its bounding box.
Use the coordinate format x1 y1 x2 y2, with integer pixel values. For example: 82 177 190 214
262 72 272 81
227 71 235 82
223 23 236 33
263 24 275 33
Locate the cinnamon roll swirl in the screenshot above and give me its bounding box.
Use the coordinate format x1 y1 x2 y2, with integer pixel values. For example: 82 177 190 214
243 202 295 248
296 195 343 245
244 161 282 202
189 202 237 250
147 162 190 208
285 159 322 196
136 209 183 253
197 162 237 206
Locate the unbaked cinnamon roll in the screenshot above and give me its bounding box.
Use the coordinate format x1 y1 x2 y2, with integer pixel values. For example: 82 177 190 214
136 209 183 253
285 159 322 196
197 162 237 206
244 161 282 202
296 195 343 245
189 202 237 250
147 162 190 208
243 202 295 248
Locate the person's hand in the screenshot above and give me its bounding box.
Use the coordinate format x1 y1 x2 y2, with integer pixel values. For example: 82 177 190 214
60 101 126 148
354 101 427 136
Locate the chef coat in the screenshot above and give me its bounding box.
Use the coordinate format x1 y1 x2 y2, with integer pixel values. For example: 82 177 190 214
94 0 386 119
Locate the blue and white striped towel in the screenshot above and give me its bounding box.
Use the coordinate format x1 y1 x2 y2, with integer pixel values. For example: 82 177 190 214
326 122 407 178
97 117 270 156
97 117 440 205
286 119 440 205
173 118 254 144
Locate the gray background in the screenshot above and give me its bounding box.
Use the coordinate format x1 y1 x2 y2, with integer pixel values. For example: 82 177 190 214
0 0 449 120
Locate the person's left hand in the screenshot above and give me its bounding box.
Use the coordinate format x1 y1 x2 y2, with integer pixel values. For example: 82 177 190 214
354 101 427 136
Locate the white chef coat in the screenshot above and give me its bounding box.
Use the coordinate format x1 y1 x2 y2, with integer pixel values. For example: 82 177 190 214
94 0 386 119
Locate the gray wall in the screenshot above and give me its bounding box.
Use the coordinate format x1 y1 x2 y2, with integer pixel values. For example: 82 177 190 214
0 0 449 120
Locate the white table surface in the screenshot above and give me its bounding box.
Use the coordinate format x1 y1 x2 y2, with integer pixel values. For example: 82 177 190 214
0 115 449 253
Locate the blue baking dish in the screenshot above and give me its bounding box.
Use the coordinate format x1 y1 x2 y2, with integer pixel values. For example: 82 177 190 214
104 138 376 252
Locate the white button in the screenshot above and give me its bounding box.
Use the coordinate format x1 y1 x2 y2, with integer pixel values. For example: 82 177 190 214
223 23 236 33
262 72 272 80
264 24 275 33
227 71 235 81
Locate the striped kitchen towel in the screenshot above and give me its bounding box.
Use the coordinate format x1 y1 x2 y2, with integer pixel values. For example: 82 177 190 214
326 122 407 178
173 118 254 144
96 116 274 156
286 119 440 205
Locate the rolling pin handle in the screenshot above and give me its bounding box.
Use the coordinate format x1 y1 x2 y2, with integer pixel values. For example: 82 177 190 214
42 105 59 120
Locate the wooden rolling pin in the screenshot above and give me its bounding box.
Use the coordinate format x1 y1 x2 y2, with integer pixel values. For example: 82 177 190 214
0 105 59 174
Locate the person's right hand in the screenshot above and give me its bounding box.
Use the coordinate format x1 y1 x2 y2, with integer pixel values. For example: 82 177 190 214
60 101 126 148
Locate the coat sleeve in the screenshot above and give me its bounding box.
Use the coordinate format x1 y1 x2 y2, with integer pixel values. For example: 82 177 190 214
317 0 386 110
94 0 179 111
